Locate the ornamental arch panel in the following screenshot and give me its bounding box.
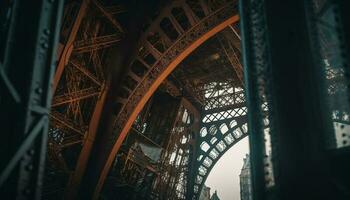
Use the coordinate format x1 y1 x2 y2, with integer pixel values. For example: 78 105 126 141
90 0 240 197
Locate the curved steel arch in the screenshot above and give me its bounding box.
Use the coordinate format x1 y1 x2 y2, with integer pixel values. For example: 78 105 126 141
194 130 248 199
90 0 240 198
190 87 248 199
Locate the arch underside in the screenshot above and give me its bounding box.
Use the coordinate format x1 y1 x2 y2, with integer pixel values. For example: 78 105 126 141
49 0 241 198
45 0 247 198
93 0 241 197
192 85 249 199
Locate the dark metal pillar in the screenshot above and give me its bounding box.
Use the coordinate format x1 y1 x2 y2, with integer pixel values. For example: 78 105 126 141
240 0 350 200
0 0 63 199
239 1 270 199
78 1 161 198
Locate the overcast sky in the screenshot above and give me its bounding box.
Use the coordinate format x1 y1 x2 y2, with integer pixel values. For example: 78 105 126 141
205 137 250 200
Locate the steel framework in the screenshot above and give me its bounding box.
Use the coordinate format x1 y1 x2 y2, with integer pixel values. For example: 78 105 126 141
240 0 350 199
2 0 349 199
189 83 249 199
0 0 63 199
80 1 240 198
44 0 125 199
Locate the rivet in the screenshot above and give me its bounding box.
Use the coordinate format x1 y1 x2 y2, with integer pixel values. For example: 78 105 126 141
42 42 49 49
36 87 43 94
44 29 51 35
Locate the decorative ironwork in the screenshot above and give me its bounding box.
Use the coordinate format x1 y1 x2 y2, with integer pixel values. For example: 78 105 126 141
191 83 248 199
113 0 238 148
45 0 124 198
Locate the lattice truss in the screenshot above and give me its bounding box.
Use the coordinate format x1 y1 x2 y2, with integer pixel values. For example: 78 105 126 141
112 0 239 132
313 0 350 149
105 96 195 199
154 105 194 200
191 82 248 199
45 0 125 197
44 0 243 198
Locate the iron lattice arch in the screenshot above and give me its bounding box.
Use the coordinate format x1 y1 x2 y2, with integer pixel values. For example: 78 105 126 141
88 0 240 196
191 82 248 199
113 0 238 143
44 0 242 198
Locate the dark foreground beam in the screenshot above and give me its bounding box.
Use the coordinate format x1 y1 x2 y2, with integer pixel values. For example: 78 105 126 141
240 0 350 200
0 1 63 199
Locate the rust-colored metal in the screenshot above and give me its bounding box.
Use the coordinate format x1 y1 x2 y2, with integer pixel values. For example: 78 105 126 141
91 2 240 197
65 84 109 200
218 31 244 84
74 33 122 53
92 0 124 33
53 0 90 92
47 1 245 199
45 0 124 198
52 87 100 107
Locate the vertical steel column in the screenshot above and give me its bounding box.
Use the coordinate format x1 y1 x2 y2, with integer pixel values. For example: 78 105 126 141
239 1 269 200
240 0 348 200
78 2 161 198
185 100 201 200
52 0 90 93
338 1 350 97
0 0 63 199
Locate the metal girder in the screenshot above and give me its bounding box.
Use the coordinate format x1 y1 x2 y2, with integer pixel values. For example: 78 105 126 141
73 33 122 53
189 85 248 199
78 1 240 198
173 77 206 107
59 134 83 148
153 97 200 200
46 0 127 197
192 120 248 199
0 0 63 199
50 111 86 135
92 0 124 33
113 0 238 141
53 0 90 93
229 24 241 41
52 87 100 107
70 60 102 86
218 33 243 84
160 79 182 97
240 0 350 199
203 102 246 115
64 86 108 200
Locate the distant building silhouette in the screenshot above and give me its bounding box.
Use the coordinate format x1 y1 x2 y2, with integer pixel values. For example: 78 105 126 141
210 190 221 200
199 185 211 200
239 154 252 200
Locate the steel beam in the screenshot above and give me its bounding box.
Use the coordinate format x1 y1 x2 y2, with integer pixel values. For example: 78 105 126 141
92 0 123 33
218 34 243 84
78 2 239 199
52 87 100 107
70 60 101 86
64 85 108 200
0 0 63 198
240 0 349 199
74 34 122 53
50 111 86 135
53 0 90 93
